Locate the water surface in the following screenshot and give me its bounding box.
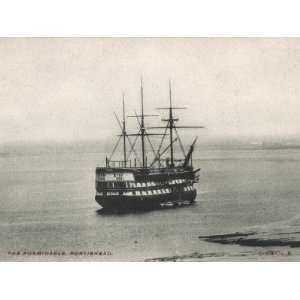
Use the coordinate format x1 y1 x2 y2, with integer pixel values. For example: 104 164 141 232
1 145 300 261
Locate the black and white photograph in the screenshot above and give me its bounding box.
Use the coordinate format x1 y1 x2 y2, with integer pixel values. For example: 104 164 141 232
1 38 300 262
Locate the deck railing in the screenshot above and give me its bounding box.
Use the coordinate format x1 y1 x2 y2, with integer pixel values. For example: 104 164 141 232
105 157 186 169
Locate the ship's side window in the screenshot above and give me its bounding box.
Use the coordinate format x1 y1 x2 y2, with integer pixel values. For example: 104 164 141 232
142 182 146 187
136 191 141 196
142 191 147 195
116 182 124 189
137 182 141 188
153 190 157 195
123 191 133 196
147 190 152 195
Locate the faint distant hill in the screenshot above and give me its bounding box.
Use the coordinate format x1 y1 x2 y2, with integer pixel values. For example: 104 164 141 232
0 139 112 156
2 135 300 156
197 136 300 151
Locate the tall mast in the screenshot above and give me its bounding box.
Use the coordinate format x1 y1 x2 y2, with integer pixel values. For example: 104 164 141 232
150 81 205 168
169 80 174 167
140 78 146 168
122 94 127 167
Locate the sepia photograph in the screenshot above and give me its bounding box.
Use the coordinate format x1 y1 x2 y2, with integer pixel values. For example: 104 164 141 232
1 37 300 262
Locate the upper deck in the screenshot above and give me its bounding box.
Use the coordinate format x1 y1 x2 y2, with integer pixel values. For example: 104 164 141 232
96 165 198 183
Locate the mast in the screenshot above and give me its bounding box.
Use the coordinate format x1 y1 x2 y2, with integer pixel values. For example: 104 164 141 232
122 94 127 167
126 80 165 168
149 81 205 168
140 78 146 168
169 81 174 167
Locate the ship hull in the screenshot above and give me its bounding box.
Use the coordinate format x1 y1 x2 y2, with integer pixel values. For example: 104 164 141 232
95 190 196 212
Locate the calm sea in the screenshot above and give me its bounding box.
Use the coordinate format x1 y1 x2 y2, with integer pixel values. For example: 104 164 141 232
1 144 300 261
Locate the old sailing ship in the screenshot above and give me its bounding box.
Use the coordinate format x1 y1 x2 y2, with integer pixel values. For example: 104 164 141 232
95 81 204 212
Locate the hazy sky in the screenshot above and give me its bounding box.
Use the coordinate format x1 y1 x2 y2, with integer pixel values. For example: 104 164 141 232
1 38 300 144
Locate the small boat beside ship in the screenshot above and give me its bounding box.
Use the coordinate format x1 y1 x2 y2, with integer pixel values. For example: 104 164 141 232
95 81 204 212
